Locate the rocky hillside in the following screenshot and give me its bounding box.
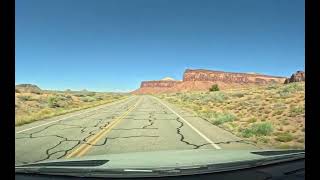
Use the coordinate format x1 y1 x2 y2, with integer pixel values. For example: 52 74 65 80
132 69 287 94
15 84 42 93
284 71 305 84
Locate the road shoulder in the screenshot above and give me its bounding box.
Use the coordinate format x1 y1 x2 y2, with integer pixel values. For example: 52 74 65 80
152 96 259 150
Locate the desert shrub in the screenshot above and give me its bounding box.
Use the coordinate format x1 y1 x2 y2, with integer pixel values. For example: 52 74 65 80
18 95 32 101
272 103 287 110
203 92 227 103
65 95 72 99
209 84 219 92
80 96 96 102
212 113 236 125
86 92 96 96
279 91 290 97
281 120 290 126
199 111 236 125
95 96 103 101
231 92 245 98
297 138 305 143
278 83 304 96
37 108 53 116
275 132 294 142
248 118 257 123
30 90 42 94
48 96 59 108
198 111 217 121
266 84 279 90
272 110 284 116
289 106 304 117
241 122 273 137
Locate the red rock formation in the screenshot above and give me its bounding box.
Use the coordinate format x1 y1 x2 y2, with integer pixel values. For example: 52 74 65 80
284 71 305 84
140 80 182 88
183 69 285 84
131 80 182 94
132 69 287 94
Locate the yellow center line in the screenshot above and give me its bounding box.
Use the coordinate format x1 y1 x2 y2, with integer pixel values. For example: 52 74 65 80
65 97 142 158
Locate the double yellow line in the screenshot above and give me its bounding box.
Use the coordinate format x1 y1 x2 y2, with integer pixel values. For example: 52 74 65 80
66 97 142 158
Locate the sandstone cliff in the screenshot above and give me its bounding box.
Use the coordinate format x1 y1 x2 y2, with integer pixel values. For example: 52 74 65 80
284 71 305 84
132 69 287 94
183 69 285 84
131 80 182 94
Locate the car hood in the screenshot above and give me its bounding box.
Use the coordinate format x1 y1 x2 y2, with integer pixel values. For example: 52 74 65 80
15 149 304 178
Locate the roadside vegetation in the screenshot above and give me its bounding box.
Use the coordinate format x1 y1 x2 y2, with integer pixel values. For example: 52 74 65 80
15 88 129 126
157 82 305 149
209 84 220 91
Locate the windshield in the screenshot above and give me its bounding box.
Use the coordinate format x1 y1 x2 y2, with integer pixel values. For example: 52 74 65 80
15 0 305 175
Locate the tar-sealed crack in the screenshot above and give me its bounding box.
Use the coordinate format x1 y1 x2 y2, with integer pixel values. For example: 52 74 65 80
175 117 209 149
16 116 115 164
142 112 155 129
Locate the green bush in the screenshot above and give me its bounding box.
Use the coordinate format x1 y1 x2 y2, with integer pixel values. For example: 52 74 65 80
212 113 236 125
48 96 59 108
80 96 96 102
199 111 236 125
275 132 294 142
289 106 304 117
278 83 304 96
231 92 245 98
203 92 227 103
252 122 273 135
273 110 283 116
248 118 257 123
86 92 96 97
18 95 32 101
266 84 279 90
209 84 219 92
241 122 273 137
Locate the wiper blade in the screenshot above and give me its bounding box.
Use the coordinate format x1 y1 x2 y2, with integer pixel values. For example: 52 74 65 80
15 159 109 167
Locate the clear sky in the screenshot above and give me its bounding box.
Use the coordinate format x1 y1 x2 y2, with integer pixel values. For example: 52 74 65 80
16 0 305 92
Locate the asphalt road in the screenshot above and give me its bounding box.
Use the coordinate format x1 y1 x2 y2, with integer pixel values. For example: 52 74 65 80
15 95 257 165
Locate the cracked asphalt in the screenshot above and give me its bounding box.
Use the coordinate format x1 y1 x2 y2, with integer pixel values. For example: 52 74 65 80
15 95 257 165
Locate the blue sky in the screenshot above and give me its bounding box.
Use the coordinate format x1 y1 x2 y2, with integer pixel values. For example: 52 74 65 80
15 0 305 92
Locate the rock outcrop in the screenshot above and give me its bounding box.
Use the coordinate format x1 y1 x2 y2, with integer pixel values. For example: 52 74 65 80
284 71 305 84
132 69 287 94
183 69 285 84
132 80 182 94
15 84 42 93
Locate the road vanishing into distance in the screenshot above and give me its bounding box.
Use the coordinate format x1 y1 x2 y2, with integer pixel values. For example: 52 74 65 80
15 95 257 165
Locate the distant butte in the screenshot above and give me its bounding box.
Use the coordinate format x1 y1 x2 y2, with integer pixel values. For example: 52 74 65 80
131 69 287 94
